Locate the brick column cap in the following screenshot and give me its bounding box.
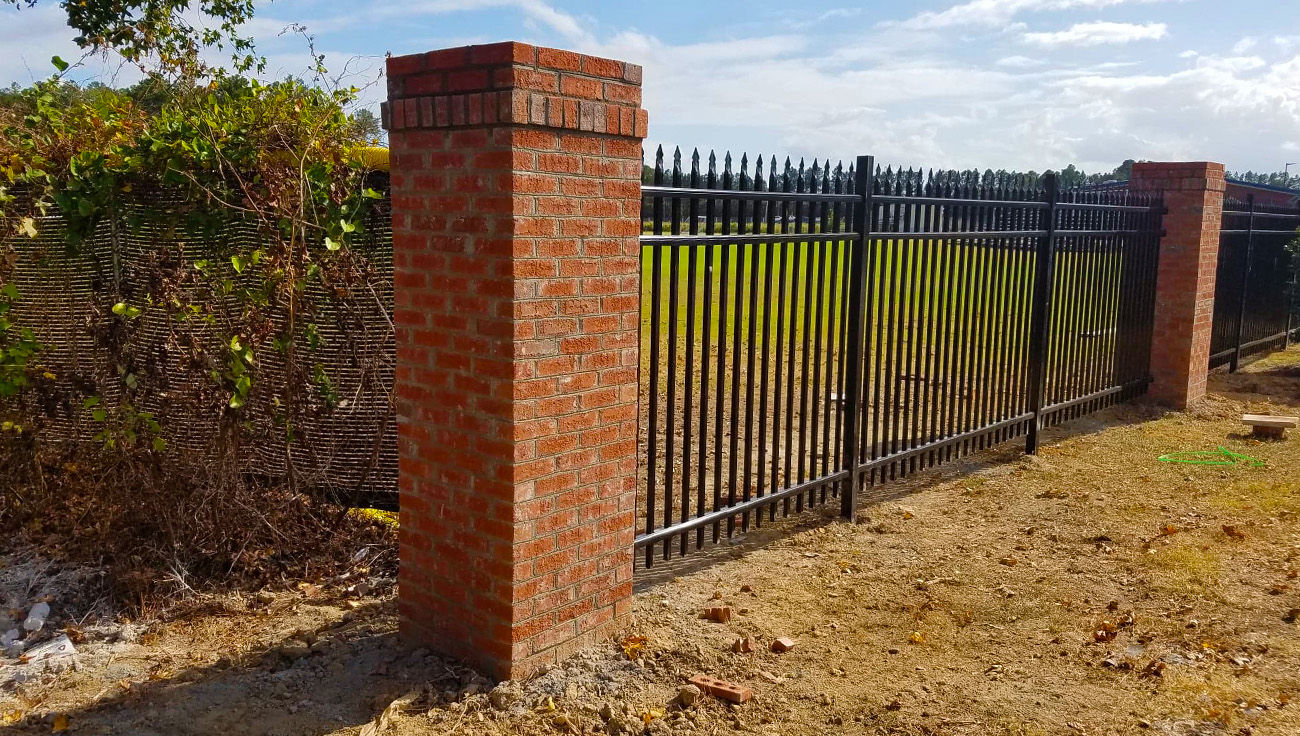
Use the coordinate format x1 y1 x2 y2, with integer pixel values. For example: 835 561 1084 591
382 41 647 139
1131 161 1226 192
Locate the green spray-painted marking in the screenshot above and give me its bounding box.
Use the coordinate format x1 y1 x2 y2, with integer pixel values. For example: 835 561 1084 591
1157 447 1265 467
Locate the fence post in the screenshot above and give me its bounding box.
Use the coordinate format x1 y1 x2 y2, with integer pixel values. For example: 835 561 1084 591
383 42 648 679
1128 162 1225 408
1024 172 1059 455
840 155 873 519
1229 194 1256 372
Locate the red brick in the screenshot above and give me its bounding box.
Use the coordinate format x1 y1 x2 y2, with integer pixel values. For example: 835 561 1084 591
538 47 583 72
581 55 624 80
469 41 536 65
561 74 603 100
387 53 425 76
404 73 444 96
424 47 470 70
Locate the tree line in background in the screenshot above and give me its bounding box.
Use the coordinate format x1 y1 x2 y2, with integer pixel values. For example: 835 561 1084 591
1227 170 1300 190
640 156 1139 189
641 154 1300 194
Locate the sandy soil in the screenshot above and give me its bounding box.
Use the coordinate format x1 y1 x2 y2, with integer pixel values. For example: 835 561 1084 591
5 346 1300 736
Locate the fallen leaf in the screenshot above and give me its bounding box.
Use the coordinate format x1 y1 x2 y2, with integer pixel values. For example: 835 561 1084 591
359 690 418 736
1 709 23 726
1222 525 1246 541
1094 620 1119 643
1141 660 1166 678
909 631 925 644
52 714 69 732
621 634 647 660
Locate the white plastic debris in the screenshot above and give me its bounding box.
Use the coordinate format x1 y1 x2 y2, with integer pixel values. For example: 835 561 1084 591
2 629 22 658
23 602 50 632
23 633 76 666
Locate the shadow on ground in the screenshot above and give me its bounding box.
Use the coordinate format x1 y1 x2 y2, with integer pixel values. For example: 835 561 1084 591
8 600 463 736
635 397 1166 589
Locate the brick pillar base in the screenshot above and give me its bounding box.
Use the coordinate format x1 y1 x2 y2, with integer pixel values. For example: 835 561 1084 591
383 42 647 679
1130 162 1226 409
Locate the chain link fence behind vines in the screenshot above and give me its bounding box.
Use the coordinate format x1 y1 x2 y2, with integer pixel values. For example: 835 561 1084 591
3 174 398 509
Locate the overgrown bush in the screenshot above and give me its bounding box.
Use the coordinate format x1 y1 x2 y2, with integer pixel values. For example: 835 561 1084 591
0 47 396 605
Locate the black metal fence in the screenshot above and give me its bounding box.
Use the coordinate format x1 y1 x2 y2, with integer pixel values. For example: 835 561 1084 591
637 149 1164 564
1209 196 1300 371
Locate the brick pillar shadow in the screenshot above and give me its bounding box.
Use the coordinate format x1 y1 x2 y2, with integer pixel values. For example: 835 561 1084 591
382 41 647 679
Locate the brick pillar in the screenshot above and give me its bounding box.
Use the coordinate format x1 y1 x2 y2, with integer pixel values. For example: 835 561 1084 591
1130 162 1226 409
382 42 647 679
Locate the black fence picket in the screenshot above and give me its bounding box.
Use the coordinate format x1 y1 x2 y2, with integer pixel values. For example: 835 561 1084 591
1209 196 1300 371
637 148 1165 564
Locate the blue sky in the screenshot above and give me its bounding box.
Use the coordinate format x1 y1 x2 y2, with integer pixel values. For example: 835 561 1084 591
3 0 1300 174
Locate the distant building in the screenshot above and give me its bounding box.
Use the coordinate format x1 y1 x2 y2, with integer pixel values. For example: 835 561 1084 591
1223 179 1300 207
1088 177 1299 208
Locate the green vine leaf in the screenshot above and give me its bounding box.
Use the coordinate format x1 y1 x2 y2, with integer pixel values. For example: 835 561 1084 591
111 302 142 319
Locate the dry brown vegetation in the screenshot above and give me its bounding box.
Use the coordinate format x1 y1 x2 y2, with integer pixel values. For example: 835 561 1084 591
5 346 1300 736
0 441 397 606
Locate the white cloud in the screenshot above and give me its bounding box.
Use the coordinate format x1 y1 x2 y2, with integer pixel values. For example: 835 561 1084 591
1022 21 1168 47
1233 37 1259 55
895 0 1176 30
996 55 1044 68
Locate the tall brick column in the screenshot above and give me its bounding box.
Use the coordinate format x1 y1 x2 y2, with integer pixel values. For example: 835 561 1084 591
382 42 646 678
1130 162 1226 409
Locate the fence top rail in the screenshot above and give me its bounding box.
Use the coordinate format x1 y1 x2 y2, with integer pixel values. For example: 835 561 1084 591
867 194 1161 213
1220 229 1300 236
639 232 860 246
1224 197 1300 215
867 166 1161 207
640 185 859 203
870 193 1048 209
642 145 857 198
1222 209 1300 221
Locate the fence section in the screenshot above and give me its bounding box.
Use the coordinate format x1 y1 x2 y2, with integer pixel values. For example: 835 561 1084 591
1209 197 1300 371
637 150 860 563
638 150 1165 564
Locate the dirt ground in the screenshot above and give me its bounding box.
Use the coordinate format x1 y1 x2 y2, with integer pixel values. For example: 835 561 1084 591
5 346 1300 736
